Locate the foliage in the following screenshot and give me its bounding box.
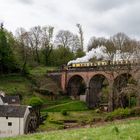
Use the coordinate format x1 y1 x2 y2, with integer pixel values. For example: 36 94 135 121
105 108 135 121
0 74 31 94
75 48 85 58
47 46 75 66
61 109 68 116
30 66 58 76
130 107 140 116
29 97 44 107
0 27 20 73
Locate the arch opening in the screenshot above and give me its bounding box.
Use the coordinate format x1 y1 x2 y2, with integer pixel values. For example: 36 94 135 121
67 75 86 99
113 73 138 109
88 74 109 109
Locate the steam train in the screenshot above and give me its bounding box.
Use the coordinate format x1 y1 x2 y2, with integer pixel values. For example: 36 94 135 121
66 59 138 69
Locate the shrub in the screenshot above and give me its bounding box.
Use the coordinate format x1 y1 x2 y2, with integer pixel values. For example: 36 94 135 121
130 107 140 116
105 108 131 121
29 97 44 108
61 109 68 116
112 126 119 134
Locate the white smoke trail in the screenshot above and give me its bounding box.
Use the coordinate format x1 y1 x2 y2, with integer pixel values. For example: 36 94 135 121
68 46 108 65
68 46 137 65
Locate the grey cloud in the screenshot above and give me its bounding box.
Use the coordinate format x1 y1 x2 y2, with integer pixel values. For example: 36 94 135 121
1 0 140 45
17 0 33 5
77 0 138 12
75 0 140 40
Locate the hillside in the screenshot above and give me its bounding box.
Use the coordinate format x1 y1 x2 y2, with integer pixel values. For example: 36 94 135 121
2 119 140 140
0 66 61 105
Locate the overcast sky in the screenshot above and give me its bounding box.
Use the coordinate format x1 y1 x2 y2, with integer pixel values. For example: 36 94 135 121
0 0 140 46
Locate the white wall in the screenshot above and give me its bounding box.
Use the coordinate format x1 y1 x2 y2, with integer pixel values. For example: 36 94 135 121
23 107 30 132
0 117 24 138
0 98 4 105
80 95 86 102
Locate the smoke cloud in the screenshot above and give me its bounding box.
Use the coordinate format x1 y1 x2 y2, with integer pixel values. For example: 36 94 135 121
68 46 108 65
68 46 137 65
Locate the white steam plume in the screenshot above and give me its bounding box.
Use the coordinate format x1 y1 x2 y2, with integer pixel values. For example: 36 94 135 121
68 46 108 65
68 46 138 65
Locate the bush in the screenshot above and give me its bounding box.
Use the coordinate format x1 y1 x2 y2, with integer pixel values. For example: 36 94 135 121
29 97 44 108
130 107 140 116
61 109 68 116
105 108 131 121
112 126 119 134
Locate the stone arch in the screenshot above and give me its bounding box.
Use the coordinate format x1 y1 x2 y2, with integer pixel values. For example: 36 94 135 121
87 74 109 108
113 73 137 109
67 75 86 99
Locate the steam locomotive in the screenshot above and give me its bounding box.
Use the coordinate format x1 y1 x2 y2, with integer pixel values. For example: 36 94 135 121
66 59 138 69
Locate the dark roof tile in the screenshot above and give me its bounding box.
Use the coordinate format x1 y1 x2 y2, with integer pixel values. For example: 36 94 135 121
1 96 20 105
0 105 27 117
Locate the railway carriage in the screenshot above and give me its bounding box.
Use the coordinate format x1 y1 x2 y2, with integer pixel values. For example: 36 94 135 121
67 59 138 70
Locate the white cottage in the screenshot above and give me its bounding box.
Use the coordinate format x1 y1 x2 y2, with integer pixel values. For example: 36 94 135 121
0 105 30 138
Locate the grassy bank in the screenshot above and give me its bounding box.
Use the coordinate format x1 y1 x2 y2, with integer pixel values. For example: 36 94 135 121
42 101 88 112
2 119 140 140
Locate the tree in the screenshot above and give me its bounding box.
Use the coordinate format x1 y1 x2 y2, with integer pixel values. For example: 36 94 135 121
29 97 43 126
111 32 129 50
41 26 54 65
75 48 85 58
0 24 18 73
87 37 107 51
55 30 80 52
76 24 84 51
16 28 31 74
30 26 42 63
48 46 75 66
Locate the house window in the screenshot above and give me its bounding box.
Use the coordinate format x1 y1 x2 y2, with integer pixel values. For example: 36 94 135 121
6 116 8 119
8 122 12 126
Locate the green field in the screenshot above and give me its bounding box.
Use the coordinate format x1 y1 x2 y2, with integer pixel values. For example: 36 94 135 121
30 66 58 76
2 119 140 140
42 101 88 112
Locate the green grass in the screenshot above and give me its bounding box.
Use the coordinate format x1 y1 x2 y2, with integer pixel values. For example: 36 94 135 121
42 97 72 107
38 110 106 131
42 101 88 112
2 119 140 140
0 74 31 94
30 66 58 76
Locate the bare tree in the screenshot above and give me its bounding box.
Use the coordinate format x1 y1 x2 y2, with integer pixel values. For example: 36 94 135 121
41 26 54 65
87 37 107 51
76 24 84 51
16 28 31 73
111 32 129 50
30 26 42 63
55 30 80 52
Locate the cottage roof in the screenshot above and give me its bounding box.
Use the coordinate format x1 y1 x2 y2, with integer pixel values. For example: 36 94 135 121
0 105 27 118
0 95 20 105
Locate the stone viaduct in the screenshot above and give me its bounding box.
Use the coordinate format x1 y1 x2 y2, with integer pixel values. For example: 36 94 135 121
48 64 140 111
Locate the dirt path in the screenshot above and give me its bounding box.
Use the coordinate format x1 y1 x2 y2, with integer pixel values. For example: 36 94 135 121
63 117 140 130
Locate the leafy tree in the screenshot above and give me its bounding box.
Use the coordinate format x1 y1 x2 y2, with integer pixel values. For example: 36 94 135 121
75 48 85 58
29 97 43 125
48 46 75 66
29 97 43 107
0 24 18 73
